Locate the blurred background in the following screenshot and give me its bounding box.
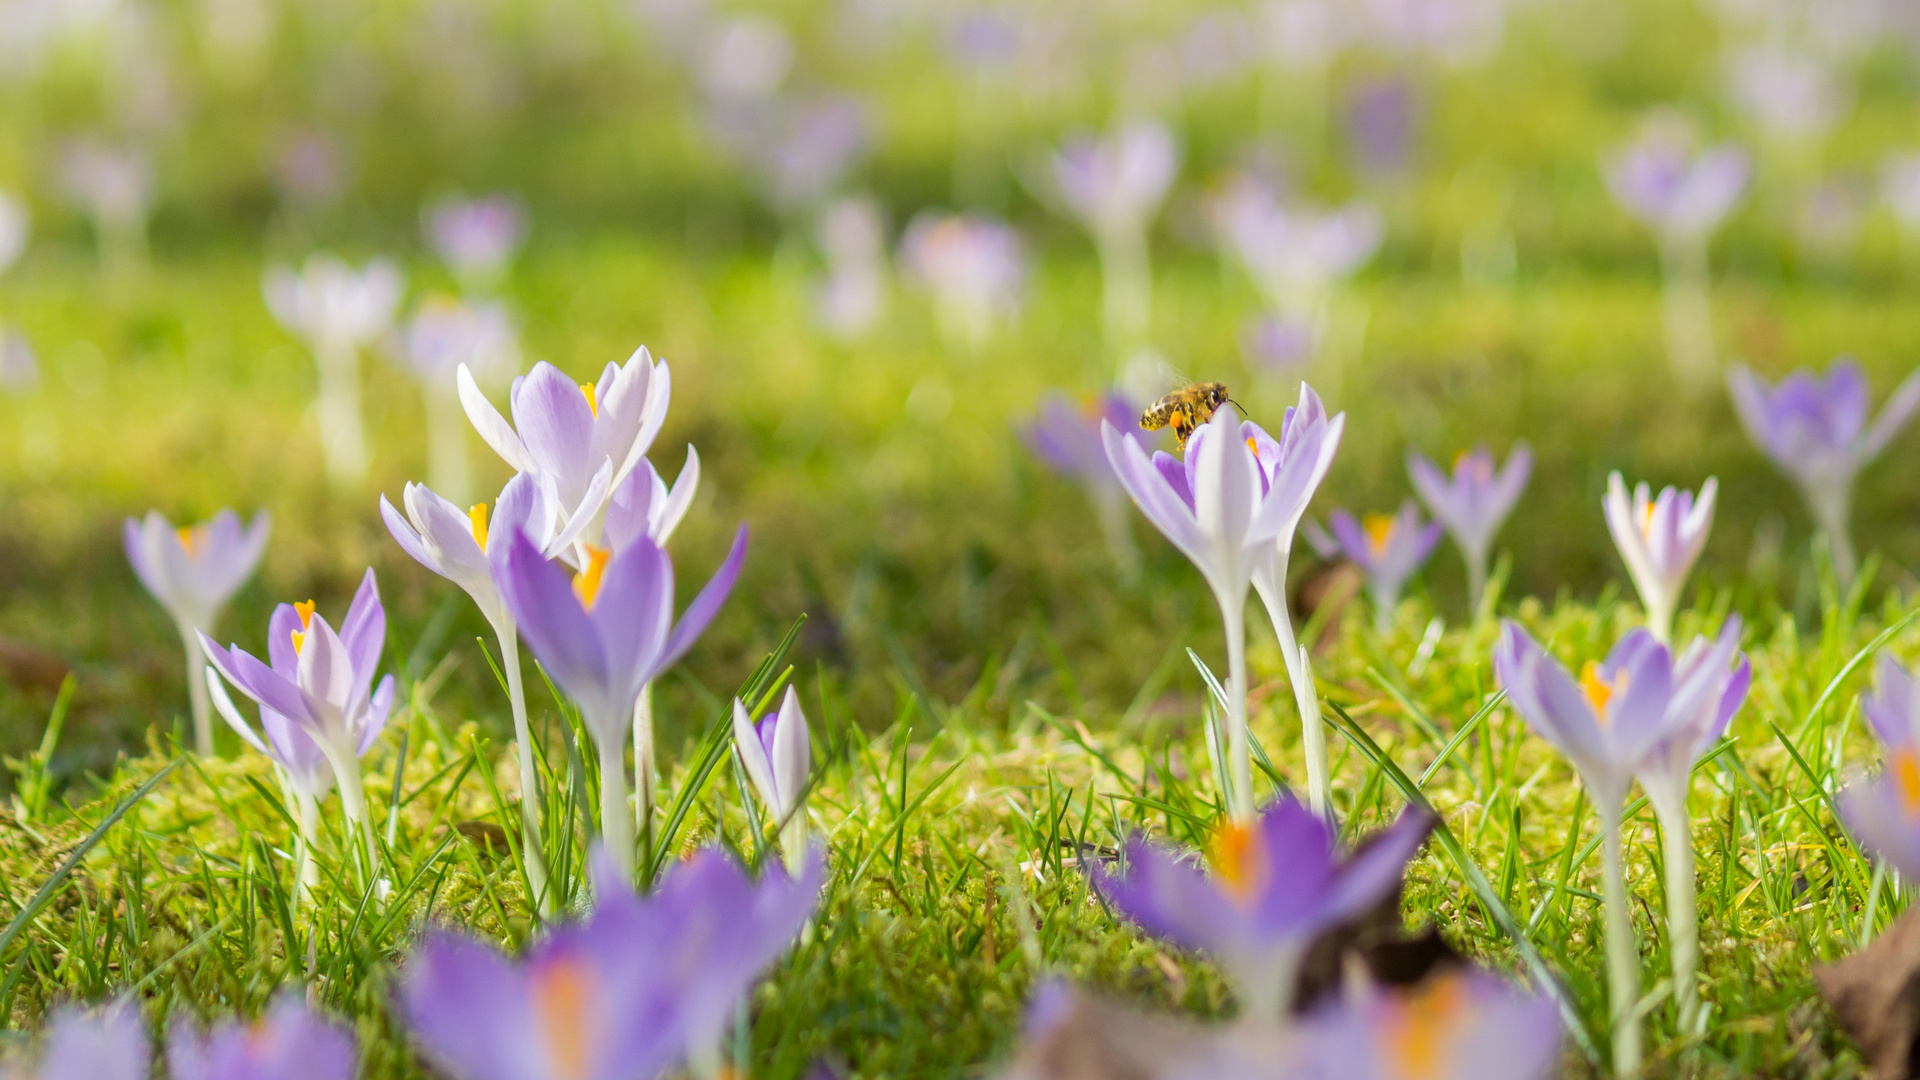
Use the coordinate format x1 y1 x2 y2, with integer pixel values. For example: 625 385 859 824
2 0 1920 782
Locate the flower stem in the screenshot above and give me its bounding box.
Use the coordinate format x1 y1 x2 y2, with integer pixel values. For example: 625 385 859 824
1807 482 1858 588
780 813 809 878
177 622 212 756
498 627 550 915
314 337 368 490
1652 793 1701 1035
634 681 656 855
294 784 319 907
330 746 381 888
1257 576 1330 819
599 736 635 880
1219 593 1254 822
1657 234 1717 392
1645 596 1674 647
1600 800 1642 1077
1098 226 1151 361
1465 545 1489 621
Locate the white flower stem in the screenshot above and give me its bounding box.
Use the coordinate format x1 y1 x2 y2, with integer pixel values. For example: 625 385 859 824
1219 592 1255 823
177 622 213 756
1657 234 1717 391
1651 790 1701 1035
599 735 635 880
1371 584 1396 636
424 384 472 504
330 745 381 887
1645 596 1674 647
1807 483 1858 588
1600 798 1642 1077
1257 573 1331 819
780 813 808 878
634 681 656 850
497 627 550 915
1098 226 1151 359
294 785 320 907
313 337 368 489
1465 544 1489 620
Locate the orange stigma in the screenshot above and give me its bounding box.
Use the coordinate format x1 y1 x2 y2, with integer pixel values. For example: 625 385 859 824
1640 499 1657 537
1363 512 1397 555
1207 820 1270 906
1385 974 1470 1080
176 525 205 557
291 600 317 653
1245 436 1261 462
531 956 595 1080
1580 660 1625 727
579 383 598 418
573 545 611 608
1895 748 1920 818
469 503 490 549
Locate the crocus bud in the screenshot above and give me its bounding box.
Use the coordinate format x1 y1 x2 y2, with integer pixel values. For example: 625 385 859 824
733 684 812 872
1602 472 1715 645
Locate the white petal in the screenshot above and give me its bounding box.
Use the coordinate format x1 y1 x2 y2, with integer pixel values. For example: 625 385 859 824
458 364 536 474
770 684 811 819
731 698 780 811
653 446 701 544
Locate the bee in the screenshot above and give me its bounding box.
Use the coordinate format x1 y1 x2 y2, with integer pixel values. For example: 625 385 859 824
1140 382 1236 450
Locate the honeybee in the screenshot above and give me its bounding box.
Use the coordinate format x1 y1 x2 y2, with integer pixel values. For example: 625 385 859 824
1140 382 1235 450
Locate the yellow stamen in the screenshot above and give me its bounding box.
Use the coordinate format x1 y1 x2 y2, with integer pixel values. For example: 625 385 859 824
1245 436 1261 462
531 956 595 1080
573 545 611 609
1453 449 1471 470
1363 512 1397 556
1207 820 1269 907
1385 974 1469 1080
1640 499 1657 537
579 383 599 418
1581 660 1626 728
291 600 316 654
469 503 490 550
1895 748 1920 817
176 526 204 557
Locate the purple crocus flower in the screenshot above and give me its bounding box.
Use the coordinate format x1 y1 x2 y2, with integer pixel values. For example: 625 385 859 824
1093 796 1432 1019
1294 970 1560 1080
1726 46 1848 145
199 570 394 871
401 843 823 1080
761 96 870 213
425 194 527 288
1604 122 1749 242
1728 358 1920 585
1323 502 1442 630
1342 75 1418 179
899 211 1026 347
1240 313 1315 377
1839 655 1920 881
1210 174 1382 318
0 190 27 273
733 684 811 872
168 993 357 1080
1407 444 1531 609
56 138 151 264
1051 122 1180 244
1023 390 1148 578
1104 402 1344 819
17 1001 149 1080
400 297 518 385
459 352 671 553
600 452 701 553
384 473 577 636
125 509 272 757
1602 473 1717 644
499 528 747 873
273 130 345 206
264 253 405 488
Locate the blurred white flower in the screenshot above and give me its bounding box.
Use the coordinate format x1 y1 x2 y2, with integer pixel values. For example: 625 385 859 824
424 194 527 287
698 14 792 101
813 196 889 339
900 210 1025 347
264 254 405 351
0 191 28 273
1727 45 1849 144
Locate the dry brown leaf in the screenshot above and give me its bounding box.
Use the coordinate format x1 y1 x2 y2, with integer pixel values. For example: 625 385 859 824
1815 905 1920 1079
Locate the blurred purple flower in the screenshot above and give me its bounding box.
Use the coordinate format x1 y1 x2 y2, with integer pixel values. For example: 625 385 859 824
1604 122 1749 241
56 138 152 239
1841 655 1920 880
400 297 519 385
1051 122 1180 242
1356 0 1506 67
945 8 1022 73
697 14 791 101
1321 502 1442 624
1092 796 1432 1018
1343 75 1418 178
762 96 870 212
1179 11 1257 88
273 131 346 205
1728 357 1920 584
401 843 823 1080
1407 444 1530 606
264 254 405 351
1727 46 1849 144
1796 174 1869 256
0 190 29 273
1210 174 1382 311
425 195 527 285
900 211 1026 345
20 1001 149 1080
1260 0 1348 71
1602 473 1716 644
813 198 888 339
1295 970 1560 1080
1240 313 1317 375
168 992 357 1080
1023 391 1141 485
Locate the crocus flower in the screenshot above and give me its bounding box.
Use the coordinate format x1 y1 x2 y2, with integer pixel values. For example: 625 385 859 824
696 14 792 102
1240 313 1315 377
200 570 394 875
813 196 888 339
600 453 701 553
1050 122 1180 350
1103 403 1340 820
125 509 272 757
1023 391 1146 577
425 194 527 290
1726 46 1848 146
1604 117 1748 386
1294 970 1561 1080
499 528 747 874
207 669 331 898
1728 358 1920 586
1210 174 1383 320
401 843 823 1080
1092 796 1433 1019
0 190 27 273
399 296 520 502
264 254 405 488
1343 75 1418 179
760 96 870 214
56 138 151 270
168 993 357 1080
733 684 811 873
1243 386 1346 818
1602 472 1717 644
1407 444 1531 611
15 1001 149 1080
1495 622 1677 1076
1840 655 1920 882
1261 0 1348 73
1629 618 1749 1032
273 130 346 206
1323 502 1442 632
899 211 1026 348
459 353 670 559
